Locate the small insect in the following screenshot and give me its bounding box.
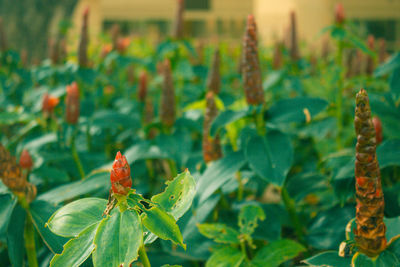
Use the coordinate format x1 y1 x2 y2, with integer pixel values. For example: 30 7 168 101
339 240 356 257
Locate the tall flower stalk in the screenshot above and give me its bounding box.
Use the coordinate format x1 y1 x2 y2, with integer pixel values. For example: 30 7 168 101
206 49 221 94
173 0 184 39
78 7 89 68
203 91 222 163
160 59 176 130
354 89 386 257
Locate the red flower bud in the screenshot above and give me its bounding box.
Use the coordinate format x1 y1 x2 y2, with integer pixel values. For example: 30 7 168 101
19 149 33 170
116 37 130 54
42 93 59 115
173 0 185 39
78 7 89 68
335 3 345 24
242 14 264 105
66 82 80 124
138 71 147 102
372 116 383 145
110 151 132 195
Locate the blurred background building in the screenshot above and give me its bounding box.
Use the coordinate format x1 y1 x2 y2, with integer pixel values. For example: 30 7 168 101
72 0 400 50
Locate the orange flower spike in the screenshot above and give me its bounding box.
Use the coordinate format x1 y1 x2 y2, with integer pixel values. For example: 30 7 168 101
66 82 80 124
354 89 386 256
42 93 59 115
19 149 33 170
335 3 345 25
138 70 147 102
110 151 132 195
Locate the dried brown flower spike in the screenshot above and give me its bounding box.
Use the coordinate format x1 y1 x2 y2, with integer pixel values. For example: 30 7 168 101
206 49 221 94
289 11 300 61
203 92 222 163
160 59 176 127
78 7 89 68
242 15 264 106
173 0 185 39
354 88 386 256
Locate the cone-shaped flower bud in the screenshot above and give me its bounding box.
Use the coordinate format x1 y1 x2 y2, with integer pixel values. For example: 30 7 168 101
335 3 345 25
242 15 264 106
289 11 300 61
0 18 7 52
354 89 386 256
173 0 185 39
110 24 120 51
372 116 383 145
66 82 80 124
48 38 60 65
203 92 223 163
206 49 221 94
272 42 283 70
138 70 147 102
110 151 132 195
0 144 26 192
378 39 387 64
366 35 375 76
19 149 33 170
160 59 176 127
78 7 89 68
42 93 59 116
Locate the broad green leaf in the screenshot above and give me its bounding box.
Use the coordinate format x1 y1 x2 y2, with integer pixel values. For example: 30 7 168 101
206 246 245 267
0 194 16 238
388 236 400 258
262 70 284 91
47 198 107 237
30 200 68 254
385 217 400 243
252 239 305 267
238 205 266 236
197 151 246 203
141 207 185 248
245 131 293 186
124 141 169 163
377 140 400 168
197 223 240 244
38 171 110 205
93 209 143 267
7 204 26 267
0 111 35 126
24 133 57 151
303 251 352 267
390 68 400 97
267 97 328 124
210 109 249 136
374 53 400 77
50 222 99 267
151 170 196 220
352 251 399 267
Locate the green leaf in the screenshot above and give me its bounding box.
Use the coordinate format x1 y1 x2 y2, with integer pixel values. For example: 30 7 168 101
47 198 107 237
238 205 266 236
206 246 245 267
385 217 400 243
0 111 35 126
245 131 293 186
0 194 16 238
262 70 284 91
377 140 400 168
303 251 352 267
141 207 185 248
374 53 400 77
388 236 400 258
7 204 26 267
252 239 305 267
197 223 240 244
50 222 99 267
267 97 328 124
352 251 399 267
124 141 169 163
93 209 143 267
390 67 400 97
197 151 246 203
210 109 249 136
151 170 196 220
38 171 110 205
30 200 68 254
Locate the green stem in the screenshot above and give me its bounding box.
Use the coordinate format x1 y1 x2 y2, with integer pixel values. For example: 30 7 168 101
71 128 85 179
24 214 38 267
86 121 92 151
240 242 247 259
139 245 151 267
336 37 344 149
281 187 305 244
254 106 266 136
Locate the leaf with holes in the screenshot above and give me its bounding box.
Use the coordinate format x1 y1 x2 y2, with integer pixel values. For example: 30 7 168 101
206 246 245 267
197 223 240 244
238 204 266 236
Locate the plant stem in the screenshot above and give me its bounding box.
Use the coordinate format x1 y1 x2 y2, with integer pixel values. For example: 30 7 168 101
24 214 38 267
71 128 85 179
139 245 151 267
281 187 305 244
240 242 247 259
167 159 178 178
86 121 92 151
254 107 266 136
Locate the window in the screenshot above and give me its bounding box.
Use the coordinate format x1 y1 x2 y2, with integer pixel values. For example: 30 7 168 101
185 0 210 10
